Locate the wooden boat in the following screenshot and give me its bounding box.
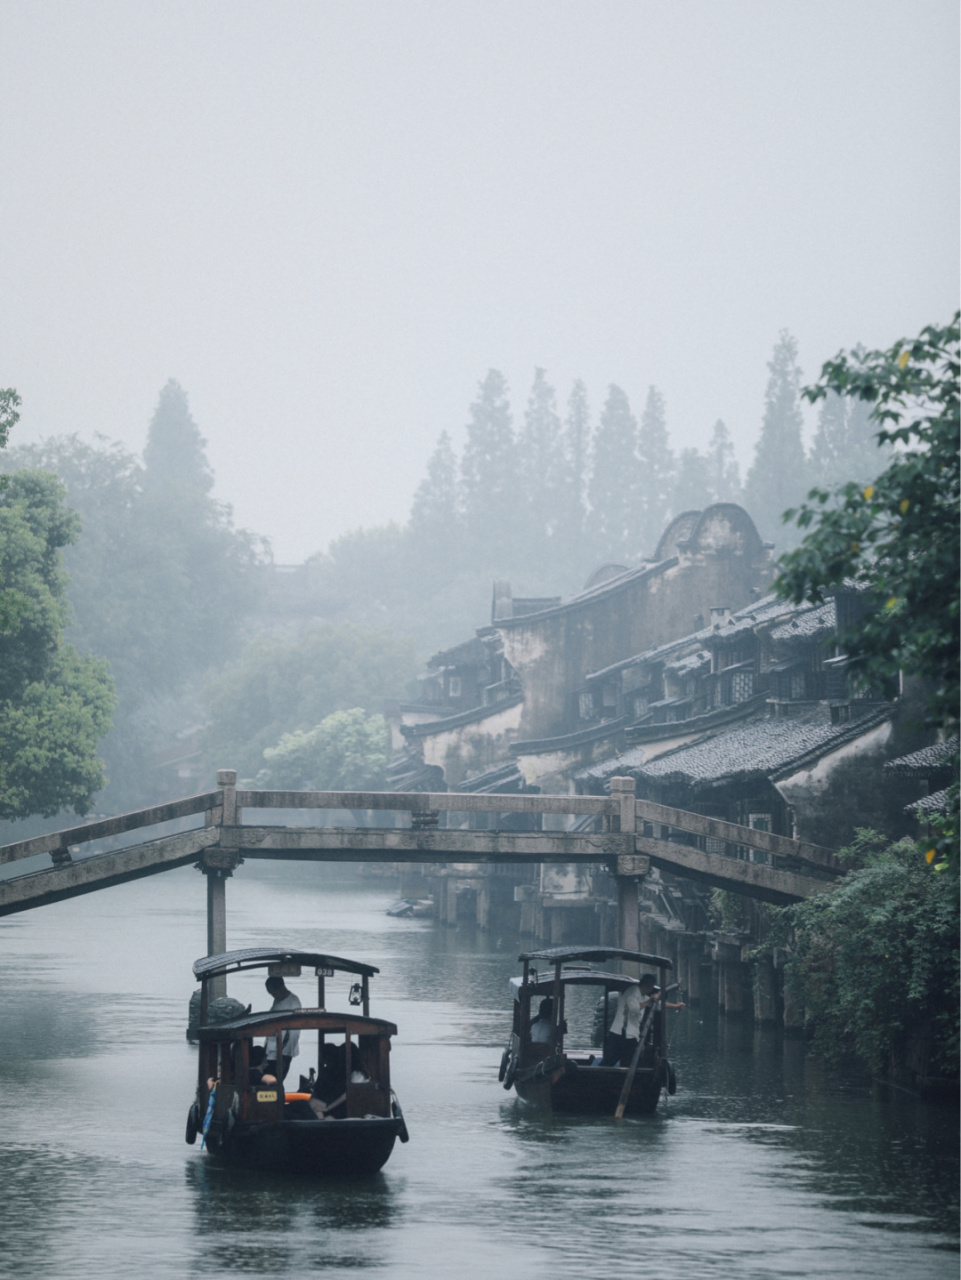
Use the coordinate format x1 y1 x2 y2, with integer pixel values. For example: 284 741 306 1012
499 946 678 1116
185 947 409 1175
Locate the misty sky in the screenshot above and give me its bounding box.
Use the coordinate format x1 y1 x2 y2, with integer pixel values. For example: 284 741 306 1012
2 1 958 562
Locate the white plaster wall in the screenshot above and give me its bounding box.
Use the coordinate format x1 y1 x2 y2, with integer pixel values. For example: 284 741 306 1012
775 719 894 810
419 699 525 785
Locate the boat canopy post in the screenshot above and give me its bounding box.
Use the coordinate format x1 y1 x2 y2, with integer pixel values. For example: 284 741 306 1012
362 975 369 1017
548 960 563 1053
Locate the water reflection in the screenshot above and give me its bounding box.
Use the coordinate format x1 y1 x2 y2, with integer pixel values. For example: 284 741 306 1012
0 870 955 1280
185 1161 398 1273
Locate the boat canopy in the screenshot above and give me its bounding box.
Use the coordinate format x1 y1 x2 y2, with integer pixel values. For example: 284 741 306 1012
517 946 672 970
193 947 380 981
509 967 650 999
197 1009 398 1043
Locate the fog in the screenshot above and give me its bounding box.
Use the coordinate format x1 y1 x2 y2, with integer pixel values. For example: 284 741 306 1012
1 0 957 561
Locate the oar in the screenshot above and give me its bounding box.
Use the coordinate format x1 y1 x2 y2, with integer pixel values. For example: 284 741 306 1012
614 982 680 1120
614 1012 651 1120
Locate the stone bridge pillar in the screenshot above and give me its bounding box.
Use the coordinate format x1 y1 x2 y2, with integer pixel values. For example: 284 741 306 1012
611 777 648 974
199 769 243 1000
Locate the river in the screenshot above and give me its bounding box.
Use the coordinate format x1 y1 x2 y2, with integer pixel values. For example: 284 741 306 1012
0 864 956 1279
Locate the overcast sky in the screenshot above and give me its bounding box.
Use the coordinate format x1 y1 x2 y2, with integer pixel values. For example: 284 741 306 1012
2 1 957 562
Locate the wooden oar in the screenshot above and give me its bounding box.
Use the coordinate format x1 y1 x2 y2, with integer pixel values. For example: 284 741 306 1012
614 982 680 1120
614 1010 652 1120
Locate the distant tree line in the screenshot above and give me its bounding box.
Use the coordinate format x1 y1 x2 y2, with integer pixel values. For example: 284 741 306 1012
0 331 889 816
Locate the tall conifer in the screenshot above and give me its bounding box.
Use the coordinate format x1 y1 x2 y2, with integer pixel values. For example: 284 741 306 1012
706 419 741 502
517 368 564 568
460 369 516 561
744 331 809 545
637 385 675 554
587 384 640 563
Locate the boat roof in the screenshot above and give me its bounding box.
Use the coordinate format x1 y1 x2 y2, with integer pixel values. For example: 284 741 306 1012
517 946 672 970
193 947 379 981
197 1009 398 1043
510 967 653 997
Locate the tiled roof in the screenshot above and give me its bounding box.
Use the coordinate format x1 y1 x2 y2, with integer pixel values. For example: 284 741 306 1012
908 788 951 816
769 600 836 642
577 703 892 787
884 737 959 774
666 649 711 676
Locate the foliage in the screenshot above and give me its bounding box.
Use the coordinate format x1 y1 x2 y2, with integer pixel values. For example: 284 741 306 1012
0 464 115 818
744 330 809 544
778 313 960 869
587 384 640 563
808 389 887 490
460 369 517 563
773 833 959 1080
517 368 566 573
201 623 417 781
3 382 268 810
256 708 391 791
636 385 675 555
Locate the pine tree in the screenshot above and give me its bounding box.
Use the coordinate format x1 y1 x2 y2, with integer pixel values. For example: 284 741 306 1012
557 379 591 557
809 390 886 489
587 384 640 563
517 368 565 568
706 419 741 502
744 331 809 545
460 369 517 562
673 447 712 514
637 385 675 554
143 379 213 496
410 430 460 536
409 430 462 581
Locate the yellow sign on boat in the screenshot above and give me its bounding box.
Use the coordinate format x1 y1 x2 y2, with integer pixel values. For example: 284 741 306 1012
256 1090 278 1103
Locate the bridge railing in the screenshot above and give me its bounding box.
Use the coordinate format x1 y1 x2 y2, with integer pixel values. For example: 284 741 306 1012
0 775 838 879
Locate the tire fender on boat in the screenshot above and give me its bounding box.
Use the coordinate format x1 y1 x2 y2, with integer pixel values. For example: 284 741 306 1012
391 1091 410 1143
498 1047 510 1083
503 1056 517 1091
666 1060 677 1095
185 1102 199 1145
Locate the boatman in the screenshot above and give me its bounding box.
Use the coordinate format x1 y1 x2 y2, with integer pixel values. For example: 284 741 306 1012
263 975 301 1081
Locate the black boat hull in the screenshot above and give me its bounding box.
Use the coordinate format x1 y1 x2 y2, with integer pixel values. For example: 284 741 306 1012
206 1116 404 1176
515 1062 663 1116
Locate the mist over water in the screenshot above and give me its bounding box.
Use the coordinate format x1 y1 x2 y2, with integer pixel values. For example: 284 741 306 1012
1 866 956 1280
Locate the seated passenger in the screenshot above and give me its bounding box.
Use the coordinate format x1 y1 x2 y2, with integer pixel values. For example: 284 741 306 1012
530 997 554 1044
309 1043 347 1119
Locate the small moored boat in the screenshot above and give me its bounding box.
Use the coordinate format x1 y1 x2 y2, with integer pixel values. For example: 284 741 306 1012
186 947 409 1175
499 946 678 1116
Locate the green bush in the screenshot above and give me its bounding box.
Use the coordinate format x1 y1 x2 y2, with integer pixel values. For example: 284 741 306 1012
775 831 959 1079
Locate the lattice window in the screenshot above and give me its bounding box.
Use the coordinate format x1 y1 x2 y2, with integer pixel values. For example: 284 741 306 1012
448 676 461 698
731 669 754 702
579 692 594 720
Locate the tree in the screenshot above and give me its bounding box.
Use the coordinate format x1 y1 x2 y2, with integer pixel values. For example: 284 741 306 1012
775 832 958 1081
0 452 115 819
142 379 214 496
460 369 517 562
5 387 266 809
410 431 460 542
636 385 675 553
808 387 888 489
744 331 809 545
558 379 591 555
587 384 640 563
517 368 565 570
672 447 712 515
706 419 741 503
256 709 391 791
201 623 417 781
778 313 960 869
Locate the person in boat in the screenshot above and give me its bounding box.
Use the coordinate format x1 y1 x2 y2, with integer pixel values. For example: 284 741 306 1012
246 1044 276 1087
263 975 301 1081
602 975 685 1066
530 997 553 1043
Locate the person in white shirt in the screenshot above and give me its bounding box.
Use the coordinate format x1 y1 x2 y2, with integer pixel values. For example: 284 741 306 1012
263 976 301 1081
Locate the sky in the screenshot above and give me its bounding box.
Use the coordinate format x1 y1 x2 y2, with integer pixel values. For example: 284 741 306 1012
1 1 958 562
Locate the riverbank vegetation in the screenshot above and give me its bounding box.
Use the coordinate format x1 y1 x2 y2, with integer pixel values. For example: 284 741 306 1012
773 831 959 1085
